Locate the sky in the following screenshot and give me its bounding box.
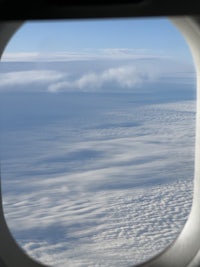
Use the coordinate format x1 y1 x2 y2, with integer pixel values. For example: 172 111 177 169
0 17 197 267
0 18 196 95
2 18 193 63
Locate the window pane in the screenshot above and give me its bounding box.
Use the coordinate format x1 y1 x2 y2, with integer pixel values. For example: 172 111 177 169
0 18 196 266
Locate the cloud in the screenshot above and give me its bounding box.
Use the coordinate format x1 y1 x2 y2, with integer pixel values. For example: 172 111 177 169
101 65 157 87
0 70 66 91
0 62 193 94
2 52 40 62
0 50 195 93
0 58 162 93
0 62 161 93
2 51 94 62
48 64 160 93
2 49 162 62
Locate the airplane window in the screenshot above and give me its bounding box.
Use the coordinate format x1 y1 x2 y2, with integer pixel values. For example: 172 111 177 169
0 18 196 266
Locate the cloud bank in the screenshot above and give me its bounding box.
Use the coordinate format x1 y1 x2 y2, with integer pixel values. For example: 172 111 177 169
0 49 195 93
1 95 195 266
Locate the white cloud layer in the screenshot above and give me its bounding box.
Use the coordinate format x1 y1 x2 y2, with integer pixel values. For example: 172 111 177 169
4 179 193 267
1 97 195 266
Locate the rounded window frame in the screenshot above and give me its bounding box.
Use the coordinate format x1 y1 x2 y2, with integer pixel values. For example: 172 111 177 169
0 17 200 267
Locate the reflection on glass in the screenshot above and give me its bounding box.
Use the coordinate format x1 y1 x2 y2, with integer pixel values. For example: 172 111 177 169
0 18 196 266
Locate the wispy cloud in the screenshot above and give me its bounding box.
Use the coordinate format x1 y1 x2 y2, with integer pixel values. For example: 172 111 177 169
0 70 66 91
2 52 40 62
2 48 163 62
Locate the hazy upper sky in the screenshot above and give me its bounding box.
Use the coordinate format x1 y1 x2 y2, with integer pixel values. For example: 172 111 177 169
2 17 193 64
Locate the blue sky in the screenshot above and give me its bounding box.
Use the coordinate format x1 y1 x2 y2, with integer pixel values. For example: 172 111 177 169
3 17 193 63
0 17 196 94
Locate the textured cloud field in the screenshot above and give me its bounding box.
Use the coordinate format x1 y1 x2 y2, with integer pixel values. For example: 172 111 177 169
0 86 195 267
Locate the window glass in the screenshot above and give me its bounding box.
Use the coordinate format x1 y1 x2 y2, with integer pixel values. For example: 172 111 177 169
0 18 196 266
